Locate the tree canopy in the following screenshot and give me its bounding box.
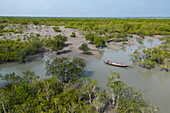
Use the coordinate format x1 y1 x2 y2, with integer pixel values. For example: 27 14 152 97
46 57 86 83
131 37 170 70
0 57 158 113
42 34 67 54
79 43 90 54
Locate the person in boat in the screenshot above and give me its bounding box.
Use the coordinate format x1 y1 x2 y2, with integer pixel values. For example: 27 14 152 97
107 60 112 63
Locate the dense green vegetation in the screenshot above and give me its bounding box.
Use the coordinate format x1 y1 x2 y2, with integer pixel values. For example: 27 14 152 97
70 32 76 37
0 24 23 36
107 72 158 112
85 33 105 47
79 43 90 54
46 57 86 83
0 57 157 113
1 17 170 46
0 29 23 36
0 34 67 62
0 17 169 112
0 17 169 68
131 37 170 70
41 34 67 54
52 26 62 32
1 17 170 36
0 36 42 62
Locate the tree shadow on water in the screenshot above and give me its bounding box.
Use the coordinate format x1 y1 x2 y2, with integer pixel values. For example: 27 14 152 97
79 70 94 78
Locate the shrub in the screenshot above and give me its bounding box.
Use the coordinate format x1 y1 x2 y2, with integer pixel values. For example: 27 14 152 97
53 27 62 32
94 36 105 47
79 43 90 54
85 33 98 41
13 31 23 34
70 32 76 37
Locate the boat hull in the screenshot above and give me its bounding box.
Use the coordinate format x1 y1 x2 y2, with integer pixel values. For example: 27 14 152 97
104 61 129 67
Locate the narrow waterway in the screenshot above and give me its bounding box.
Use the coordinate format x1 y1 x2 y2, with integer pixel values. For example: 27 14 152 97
0 37 169 113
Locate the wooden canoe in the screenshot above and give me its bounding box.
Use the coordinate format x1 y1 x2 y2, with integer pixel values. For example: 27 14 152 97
104 61 129 67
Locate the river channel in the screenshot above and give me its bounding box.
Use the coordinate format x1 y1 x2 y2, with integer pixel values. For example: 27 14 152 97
0 37 169 113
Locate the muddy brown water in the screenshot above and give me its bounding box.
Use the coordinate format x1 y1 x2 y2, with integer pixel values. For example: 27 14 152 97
0 38 169 113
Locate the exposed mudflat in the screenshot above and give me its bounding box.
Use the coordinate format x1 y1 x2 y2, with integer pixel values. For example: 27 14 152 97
0 25 102 61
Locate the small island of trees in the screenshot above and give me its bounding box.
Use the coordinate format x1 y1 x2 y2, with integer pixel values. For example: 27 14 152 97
79 43 90 54
131 36 170 71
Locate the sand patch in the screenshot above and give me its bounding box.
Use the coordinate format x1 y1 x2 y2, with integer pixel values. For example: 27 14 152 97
0 24 102 61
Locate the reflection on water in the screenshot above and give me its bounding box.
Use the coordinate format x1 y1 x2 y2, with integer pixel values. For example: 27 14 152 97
0 60 46 76
0 38 169 113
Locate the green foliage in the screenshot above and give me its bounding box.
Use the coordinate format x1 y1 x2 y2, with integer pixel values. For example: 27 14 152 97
52 26 62 32
50 38 64 52
0 29 14 33
94 36 105 47
32 20 39 25
35 33 40 37
0 17 169 58
41 34 67 53
107 72 121 94
54 34 68 42
53 88 97 113
46 57 86 83
130 50 143 62
22 71 40 83
0 71 39 85
85 33 105 47
18 36 43 62
0 33 5 36
79 43 90 54
85 33 98 41
113 33 127 39
0 71 108 113
107 72 158 113
0 39 27 62
70 32 76 37
13 30 23 34
0 17 166 113
161 59 170 71
0 19 8 23
0 36 43 62
131 38 170 70
0 28 23 34
139 59 156 69
14 82 30 102
0 72 22 84
1 17 170 36
0 25 5 30
0 34 67 62
0 59 157 113
105 33 128 42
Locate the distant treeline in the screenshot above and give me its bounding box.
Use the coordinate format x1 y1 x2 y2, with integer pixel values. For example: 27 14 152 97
0 17 170 36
